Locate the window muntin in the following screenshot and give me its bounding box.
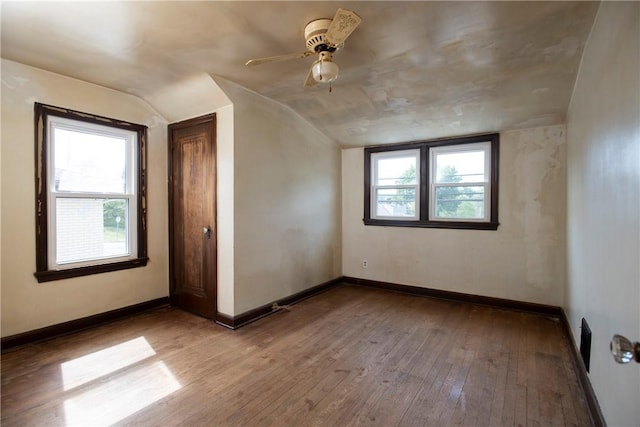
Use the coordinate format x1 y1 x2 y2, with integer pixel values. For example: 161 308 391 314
34 103 148 282
430 142 490 222
364 134 499 230
371 150 419 220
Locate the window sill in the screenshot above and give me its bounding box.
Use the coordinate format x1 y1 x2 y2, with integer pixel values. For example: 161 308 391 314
34 257 149 283
363 218 499 230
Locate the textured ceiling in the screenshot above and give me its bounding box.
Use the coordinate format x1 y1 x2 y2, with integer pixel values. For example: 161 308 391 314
1 1 598 147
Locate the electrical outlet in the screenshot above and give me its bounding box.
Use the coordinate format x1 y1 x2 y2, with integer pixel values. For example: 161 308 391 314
362 260 368 269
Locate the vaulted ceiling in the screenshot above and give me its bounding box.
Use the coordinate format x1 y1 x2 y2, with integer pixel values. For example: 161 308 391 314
1 1 598 147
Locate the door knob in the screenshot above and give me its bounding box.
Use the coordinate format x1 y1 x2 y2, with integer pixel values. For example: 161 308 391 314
610 334 640 364
203 227 211 238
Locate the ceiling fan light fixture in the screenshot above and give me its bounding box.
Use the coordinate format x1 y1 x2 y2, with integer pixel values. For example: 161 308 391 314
244 8 361 88
312 58 339 83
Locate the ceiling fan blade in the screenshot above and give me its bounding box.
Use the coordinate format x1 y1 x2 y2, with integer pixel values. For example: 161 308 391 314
245 51 314 66
325 8 362 47
303 63 318 88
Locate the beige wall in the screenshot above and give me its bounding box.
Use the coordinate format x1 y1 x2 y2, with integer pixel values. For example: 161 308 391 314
214 78 342 315
566 3 640 426
214 103 235 317
1 59 169 337
343 125 567 306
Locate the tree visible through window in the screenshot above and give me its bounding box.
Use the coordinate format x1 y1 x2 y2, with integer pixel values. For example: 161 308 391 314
103 199 127 250
396 164 417 216
435 165 466 217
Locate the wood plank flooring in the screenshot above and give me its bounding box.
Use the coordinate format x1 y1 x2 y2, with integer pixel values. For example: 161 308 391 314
1 285 591 426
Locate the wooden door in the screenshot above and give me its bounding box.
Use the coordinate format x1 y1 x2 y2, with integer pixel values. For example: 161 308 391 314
168 114 217 319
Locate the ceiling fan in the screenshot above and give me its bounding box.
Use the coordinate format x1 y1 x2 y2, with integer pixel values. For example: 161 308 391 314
245 8 362 88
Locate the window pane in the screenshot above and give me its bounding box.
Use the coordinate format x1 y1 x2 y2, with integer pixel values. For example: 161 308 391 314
375 188 416 217
435 150 485 183
434 186 485 219
376 156 417 186
54 128 127 193
56 198 129 264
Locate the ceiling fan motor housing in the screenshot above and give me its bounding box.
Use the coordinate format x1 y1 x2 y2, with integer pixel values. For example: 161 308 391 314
305 18 340 53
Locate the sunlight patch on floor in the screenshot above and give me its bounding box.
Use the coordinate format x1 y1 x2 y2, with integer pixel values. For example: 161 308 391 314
60 336 182 426
63 360 181 426
61 336 156 391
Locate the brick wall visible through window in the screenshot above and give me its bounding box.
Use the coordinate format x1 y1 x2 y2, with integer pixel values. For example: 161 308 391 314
56 199 104 263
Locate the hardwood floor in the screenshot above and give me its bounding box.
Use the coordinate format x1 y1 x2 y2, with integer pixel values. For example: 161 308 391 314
1 285 591 426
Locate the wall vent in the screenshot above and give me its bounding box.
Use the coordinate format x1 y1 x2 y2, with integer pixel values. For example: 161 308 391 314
580 318 592 372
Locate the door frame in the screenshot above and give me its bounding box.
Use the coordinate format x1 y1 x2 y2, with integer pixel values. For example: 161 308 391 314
167 113 218 317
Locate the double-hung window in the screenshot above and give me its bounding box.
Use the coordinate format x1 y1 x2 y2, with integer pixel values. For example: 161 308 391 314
370 149 420 220
430 142 492 222
364 133 499 230
34 103 148 282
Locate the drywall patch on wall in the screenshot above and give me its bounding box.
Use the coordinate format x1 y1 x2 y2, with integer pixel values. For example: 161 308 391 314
505 125 566 295
342 124 567 306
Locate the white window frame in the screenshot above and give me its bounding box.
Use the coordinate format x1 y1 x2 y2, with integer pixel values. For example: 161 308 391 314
47 116 138 270
429 142 491 222
370 149 420 221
